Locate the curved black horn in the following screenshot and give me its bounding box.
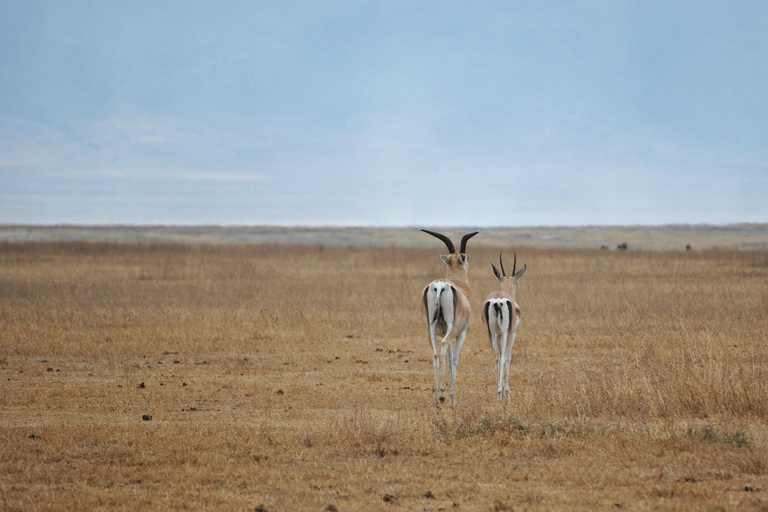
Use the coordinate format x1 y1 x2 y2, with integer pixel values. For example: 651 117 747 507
499 252 506 277
459 231 479 254
420 229 455 253
512 252 517 277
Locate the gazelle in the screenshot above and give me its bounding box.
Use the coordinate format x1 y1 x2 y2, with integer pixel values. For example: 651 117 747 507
420 229 479 405
482 252 526 400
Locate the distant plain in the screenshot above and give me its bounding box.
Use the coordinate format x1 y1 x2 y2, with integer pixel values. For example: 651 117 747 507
1 223 767 249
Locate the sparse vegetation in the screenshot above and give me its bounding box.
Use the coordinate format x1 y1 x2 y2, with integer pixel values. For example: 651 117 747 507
684 425 752 448
1 240 767 510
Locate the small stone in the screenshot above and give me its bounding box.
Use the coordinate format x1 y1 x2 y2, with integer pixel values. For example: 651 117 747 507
141 414 152 421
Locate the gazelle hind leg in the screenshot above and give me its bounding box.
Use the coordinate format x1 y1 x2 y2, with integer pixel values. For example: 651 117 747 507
498 330 509 400
439 323 453 404
425 285 443 405
429 323 440 404
491 333 501 400
446 341 455 405
440 338 448 402
504 316 521 400
449 329 468 406
437 289 455 404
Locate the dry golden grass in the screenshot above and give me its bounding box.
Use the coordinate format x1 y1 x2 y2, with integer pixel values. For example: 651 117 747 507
1 241 768 511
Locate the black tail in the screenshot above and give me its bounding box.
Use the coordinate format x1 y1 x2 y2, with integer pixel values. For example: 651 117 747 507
432 287 442 323
493 302 503 321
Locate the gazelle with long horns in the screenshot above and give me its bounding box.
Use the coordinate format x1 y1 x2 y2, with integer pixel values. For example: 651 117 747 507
420 229 479 405
482 252 526 400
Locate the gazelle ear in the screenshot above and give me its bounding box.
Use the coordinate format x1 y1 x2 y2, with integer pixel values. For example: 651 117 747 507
491 263 502 283
512 264 527 285
440 254 451 265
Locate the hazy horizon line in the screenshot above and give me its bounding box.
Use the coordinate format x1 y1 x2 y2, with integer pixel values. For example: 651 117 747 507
1 222 767 230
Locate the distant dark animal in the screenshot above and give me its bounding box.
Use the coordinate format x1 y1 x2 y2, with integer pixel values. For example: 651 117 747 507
617 243 628 250
686 245 692 251
600 245 609 250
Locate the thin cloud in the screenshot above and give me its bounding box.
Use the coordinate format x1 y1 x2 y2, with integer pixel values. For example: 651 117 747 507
184 172 275 182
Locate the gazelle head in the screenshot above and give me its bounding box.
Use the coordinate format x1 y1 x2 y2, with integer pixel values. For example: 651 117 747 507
421 229 479 273
491 251 526 294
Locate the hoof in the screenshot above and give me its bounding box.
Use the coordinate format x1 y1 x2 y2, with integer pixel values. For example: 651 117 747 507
439 396 445 403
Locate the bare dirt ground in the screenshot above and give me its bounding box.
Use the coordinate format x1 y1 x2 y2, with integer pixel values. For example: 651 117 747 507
1 223 767 249
1 239 767 510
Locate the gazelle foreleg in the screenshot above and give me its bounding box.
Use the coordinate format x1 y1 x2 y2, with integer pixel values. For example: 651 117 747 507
503 316 521 400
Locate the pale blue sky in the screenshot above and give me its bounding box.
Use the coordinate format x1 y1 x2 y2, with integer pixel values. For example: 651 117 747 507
1 1 766 226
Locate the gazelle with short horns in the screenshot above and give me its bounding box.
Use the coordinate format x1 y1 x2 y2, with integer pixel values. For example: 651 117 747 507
420 229 479 405
482 252 527 400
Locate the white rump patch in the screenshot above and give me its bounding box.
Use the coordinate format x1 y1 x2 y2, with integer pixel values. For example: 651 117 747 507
485 298 511 335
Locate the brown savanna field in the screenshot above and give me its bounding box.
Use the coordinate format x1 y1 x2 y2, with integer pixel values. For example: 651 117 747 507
2 234 768 510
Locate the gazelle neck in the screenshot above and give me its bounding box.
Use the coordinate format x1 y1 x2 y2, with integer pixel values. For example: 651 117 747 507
499 278 516 300
440 252 471 298
445 266 471 298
